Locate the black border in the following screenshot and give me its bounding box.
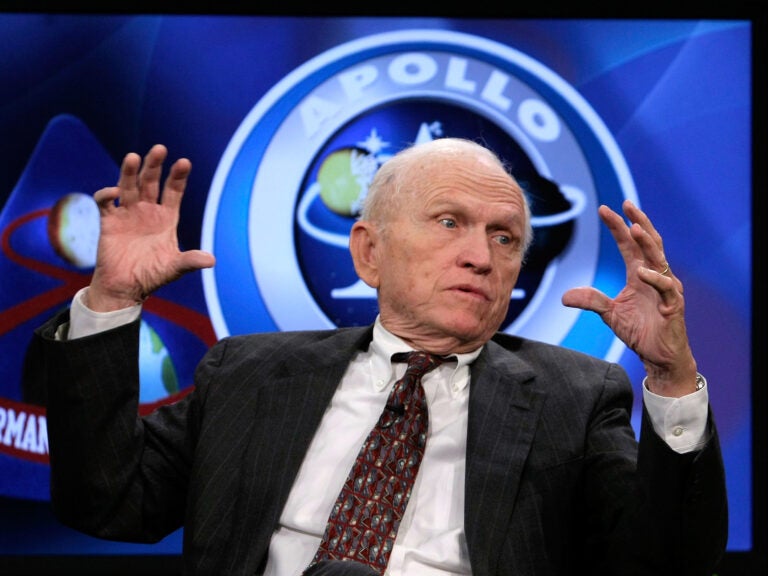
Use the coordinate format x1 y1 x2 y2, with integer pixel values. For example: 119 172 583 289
0 2 764 574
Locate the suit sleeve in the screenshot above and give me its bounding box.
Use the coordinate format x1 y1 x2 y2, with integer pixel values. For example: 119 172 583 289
580 362 727 576
34 308 198 543
634 404 729 575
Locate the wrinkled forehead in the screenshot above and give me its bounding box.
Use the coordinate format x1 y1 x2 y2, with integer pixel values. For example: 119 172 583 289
407 146 524 199
364 139 529 227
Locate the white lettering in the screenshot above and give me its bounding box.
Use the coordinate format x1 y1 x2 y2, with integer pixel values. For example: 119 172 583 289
518 98 560 142
445 57 476 93
0 407 49 456
338 64 378 100
37 414 48 455
388 53 438 85
21 414 35 451
2 409 24 447
316 52 564 145
20 413 37 452
299 95 342 138
480 70 512 111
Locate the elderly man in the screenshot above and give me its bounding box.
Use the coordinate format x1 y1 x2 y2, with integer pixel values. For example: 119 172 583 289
35 138 727 575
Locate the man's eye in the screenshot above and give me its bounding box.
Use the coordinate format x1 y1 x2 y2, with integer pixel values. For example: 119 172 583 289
439 218 457 229
494 234 513 246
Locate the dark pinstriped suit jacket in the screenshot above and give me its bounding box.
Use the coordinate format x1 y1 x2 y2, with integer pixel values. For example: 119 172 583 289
36 310 727 576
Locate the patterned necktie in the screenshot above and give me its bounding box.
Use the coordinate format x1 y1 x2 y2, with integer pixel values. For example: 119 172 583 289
309 351 444 575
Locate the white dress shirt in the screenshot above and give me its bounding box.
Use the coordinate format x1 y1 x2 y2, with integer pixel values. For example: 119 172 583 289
63 287 710 574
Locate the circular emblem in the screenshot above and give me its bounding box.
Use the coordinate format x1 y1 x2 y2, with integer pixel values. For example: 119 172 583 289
202 29 637 361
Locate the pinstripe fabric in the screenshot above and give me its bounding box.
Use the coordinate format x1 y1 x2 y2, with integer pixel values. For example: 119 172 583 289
37 311 728 576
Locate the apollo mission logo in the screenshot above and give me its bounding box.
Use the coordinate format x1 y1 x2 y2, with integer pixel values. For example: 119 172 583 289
202 29 638 361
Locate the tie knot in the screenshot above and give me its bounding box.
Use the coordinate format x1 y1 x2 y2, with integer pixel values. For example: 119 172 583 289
393 351 445 377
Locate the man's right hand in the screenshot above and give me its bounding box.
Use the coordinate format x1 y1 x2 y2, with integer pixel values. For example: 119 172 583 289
86 144 215 312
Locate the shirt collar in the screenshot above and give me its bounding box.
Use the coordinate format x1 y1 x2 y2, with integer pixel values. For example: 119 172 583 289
370 316 483 392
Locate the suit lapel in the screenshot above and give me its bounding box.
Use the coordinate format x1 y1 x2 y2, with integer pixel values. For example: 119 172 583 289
251 325 374 504
464 340 545 575
231 326 374 572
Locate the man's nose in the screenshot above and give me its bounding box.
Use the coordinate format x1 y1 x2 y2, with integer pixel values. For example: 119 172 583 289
458 230 493 272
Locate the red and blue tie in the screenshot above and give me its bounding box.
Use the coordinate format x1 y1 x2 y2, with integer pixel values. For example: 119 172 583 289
309 351 444 575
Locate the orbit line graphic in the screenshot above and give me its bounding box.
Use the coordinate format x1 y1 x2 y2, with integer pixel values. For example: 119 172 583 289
0 208 218 465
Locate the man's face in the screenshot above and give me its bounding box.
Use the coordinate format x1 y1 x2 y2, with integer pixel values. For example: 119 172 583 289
361 151 527 354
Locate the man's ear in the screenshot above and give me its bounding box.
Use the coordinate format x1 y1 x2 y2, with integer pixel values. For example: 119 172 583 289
349 220 381 289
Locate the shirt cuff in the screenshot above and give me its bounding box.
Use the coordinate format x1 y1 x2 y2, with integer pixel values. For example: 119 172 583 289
642 375 709 453
66 286 142 340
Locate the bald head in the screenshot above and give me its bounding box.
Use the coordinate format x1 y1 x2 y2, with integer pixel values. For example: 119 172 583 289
360 138 533 255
